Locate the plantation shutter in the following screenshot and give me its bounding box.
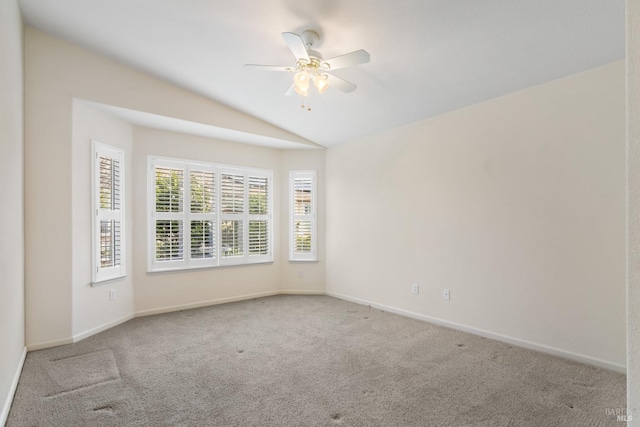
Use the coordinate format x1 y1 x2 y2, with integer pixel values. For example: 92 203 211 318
248 173 271 262
289 171 317 261
189 168 216 264
92 141 126 284
220 169 245 261
153 163 185 267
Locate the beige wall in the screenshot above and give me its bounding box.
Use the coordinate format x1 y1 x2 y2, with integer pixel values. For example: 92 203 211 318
24 27 312 347
72 100 135 338
627 0 640 421
24 29 73 348
326 61 626 370
0 0 25 422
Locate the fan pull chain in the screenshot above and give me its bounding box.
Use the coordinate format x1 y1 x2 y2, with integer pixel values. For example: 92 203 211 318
300 95 312 111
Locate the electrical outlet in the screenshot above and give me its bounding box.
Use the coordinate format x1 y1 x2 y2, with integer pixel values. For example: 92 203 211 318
412 284 419 295
109 289 115 301
442 289 450 301
298 271 304 279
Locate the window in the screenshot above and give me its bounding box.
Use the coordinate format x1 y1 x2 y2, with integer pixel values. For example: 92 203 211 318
92 141 126 284
289 170 317 261
148 156 272 272
248 175 269 256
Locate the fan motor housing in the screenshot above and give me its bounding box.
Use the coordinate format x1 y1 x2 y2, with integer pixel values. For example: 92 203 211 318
301 30 320 48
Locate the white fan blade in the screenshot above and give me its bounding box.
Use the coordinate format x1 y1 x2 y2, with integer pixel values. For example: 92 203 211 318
322 49 370 70
285 84 296 96
282 32 310 63
244 64 296 72
326 74 357 93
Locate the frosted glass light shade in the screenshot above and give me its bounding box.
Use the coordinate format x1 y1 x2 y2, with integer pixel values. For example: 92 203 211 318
294 71 310 89
313 75 330 93
295 85 309 96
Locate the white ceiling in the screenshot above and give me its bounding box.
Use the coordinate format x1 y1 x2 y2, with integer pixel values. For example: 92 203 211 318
19 0 625 147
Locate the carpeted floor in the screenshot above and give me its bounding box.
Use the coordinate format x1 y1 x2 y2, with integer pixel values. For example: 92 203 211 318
7 295 626 426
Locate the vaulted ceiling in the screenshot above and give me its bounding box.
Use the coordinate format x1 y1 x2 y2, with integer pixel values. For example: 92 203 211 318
18 0 625 146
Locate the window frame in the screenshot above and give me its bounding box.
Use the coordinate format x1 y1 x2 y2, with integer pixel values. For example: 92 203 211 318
289 170 317 262
91 140 126 285
148 156 273 272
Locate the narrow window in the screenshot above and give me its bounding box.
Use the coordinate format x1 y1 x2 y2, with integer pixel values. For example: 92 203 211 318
289 170 317 261
92 141 125 284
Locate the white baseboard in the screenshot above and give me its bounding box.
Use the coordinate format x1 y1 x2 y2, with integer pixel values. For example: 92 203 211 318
279 290 326 295
134 290 281 317
72 313 135 343
326 291 626 374
27 337 73 352
1 346 26 427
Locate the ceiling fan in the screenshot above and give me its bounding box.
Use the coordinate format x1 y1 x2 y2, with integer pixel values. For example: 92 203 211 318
244 30 370 102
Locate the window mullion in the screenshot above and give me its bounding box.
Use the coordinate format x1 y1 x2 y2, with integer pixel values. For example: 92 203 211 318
98 209 120 221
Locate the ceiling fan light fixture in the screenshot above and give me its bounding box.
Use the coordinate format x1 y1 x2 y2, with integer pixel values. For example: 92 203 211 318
295 85 309 97
245 30 370 105
313 74 330 93
294 71 310 89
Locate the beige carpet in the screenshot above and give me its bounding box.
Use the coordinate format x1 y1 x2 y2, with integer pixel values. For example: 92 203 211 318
7 295 626 426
